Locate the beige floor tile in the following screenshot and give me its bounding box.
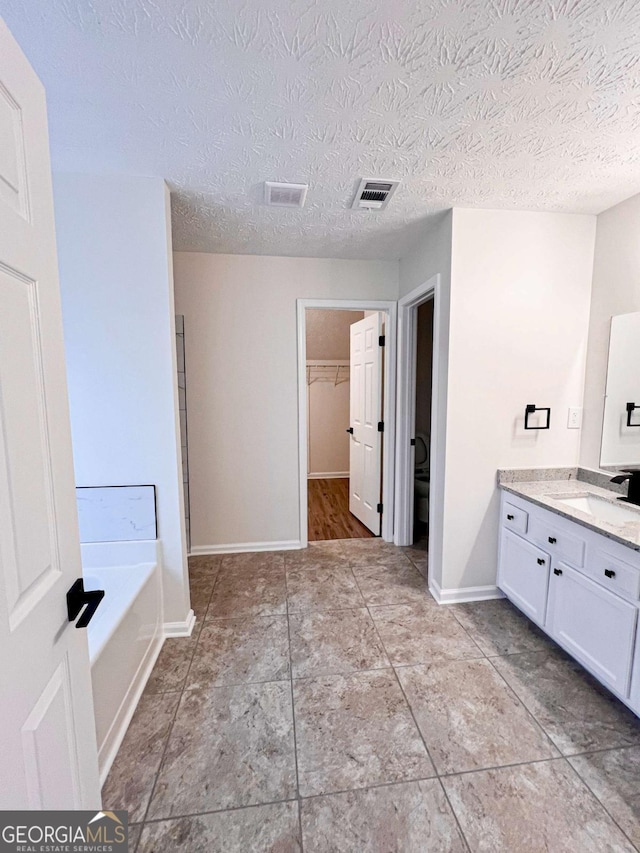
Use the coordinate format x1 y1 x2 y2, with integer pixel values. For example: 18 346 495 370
286 567 365 612
293 669 435 797
187 615 290 688
144 637 198 694
189 575 216 619
492 649 640 755
301 779 466 853
147 681 296 818
353 563 433 606
443 759 635 852
128 824 142 853
188 554 221 581
284 541 347 571
219 551 285 573
207 569 287 618
450 598 552 656
138 802 301 852
568 747 640 848
289 608 389 678
370 602 483 666
397 658 558 774
101 693 179 823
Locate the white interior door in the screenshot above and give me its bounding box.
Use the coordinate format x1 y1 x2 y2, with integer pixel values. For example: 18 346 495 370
349 313 383 535
0 19 101 809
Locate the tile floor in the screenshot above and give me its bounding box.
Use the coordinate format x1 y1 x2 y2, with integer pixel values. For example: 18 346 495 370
103 539 640 852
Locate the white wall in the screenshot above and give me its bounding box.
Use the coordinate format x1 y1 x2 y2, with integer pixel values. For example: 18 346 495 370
399 212 453 588
443 208 596 593
580 192 640 470
54 174 189 624
173 253 398 551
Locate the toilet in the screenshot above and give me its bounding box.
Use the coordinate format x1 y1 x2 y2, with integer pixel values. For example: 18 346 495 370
414 432 430 523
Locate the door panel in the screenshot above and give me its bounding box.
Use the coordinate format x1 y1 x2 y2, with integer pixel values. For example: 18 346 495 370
0 18 100 809
547 563 637 697
349 313 383 535
497 529 550 626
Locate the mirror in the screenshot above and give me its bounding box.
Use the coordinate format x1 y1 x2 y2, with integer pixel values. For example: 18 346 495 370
600 312 640 468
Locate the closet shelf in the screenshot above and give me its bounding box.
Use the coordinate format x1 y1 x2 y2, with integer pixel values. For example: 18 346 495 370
306 361 350 386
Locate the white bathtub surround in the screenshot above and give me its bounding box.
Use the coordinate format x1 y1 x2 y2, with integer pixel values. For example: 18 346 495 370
82 540 164 783
77 485 157 543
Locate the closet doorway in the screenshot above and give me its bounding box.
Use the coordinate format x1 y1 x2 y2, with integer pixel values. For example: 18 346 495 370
297 299 397 547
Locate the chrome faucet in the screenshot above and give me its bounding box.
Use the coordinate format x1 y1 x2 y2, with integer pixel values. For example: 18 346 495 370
610 469 640 507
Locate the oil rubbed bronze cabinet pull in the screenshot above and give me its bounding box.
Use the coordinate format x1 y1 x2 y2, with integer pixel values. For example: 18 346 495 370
537 558 545 565
604 569 616 579
507 514 514 520
553 568 562 576
548 536 557 544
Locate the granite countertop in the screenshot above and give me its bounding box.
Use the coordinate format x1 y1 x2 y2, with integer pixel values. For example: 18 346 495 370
497 467 640 552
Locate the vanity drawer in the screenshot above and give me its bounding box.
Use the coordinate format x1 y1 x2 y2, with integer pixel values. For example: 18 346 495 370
502 502 528 534
529 516 586 567
589 547 640 602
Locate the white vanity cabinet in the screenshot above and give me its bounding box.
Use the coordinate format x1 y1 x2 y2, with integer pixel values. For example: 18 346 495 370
498 491 640 716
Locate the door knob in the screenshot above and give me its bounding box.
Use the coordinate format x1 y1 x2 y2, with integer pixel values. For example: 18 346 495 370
67 578 104 628
346 427 354 434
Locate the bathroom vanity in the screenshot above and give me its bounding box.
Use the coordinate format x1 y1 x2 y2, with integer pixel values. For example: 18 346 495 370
497 471 640 717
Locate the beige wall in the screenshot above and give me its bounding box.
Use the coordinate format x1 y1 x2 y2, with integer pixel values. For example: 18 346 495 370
173 253 398 551
306 310 363 477
580 192 640 471
306 309 362 360
442 208 596 594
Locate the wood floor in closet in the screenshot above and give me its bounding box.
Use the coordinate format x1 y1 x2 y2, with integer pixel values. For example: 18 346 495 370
307 477 375 541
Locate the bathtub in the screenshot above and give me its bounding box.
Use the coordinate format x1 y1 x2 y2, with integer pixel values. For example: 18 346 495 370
81 540 164 784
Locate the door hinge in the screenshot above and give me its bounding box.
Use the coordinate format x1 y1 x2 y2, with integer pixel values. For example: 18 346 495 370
378 421 384 432
379 335 385 347
410 438 416 446
377 502 383 514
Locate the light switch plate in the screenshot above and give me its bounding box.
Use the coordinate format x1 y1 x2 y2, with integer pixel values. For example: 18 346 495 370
567 407 583 429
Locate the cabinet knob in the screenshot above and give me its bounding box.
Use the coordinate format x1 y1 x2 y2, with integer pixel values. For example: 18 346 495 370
537 558 545 565
507 514 514 521
548 537 557 544
553 568 562 576
604 569 616 579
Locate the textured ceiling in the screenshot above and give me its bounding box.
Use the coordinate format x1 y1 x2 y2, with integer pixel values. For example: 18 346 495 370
3 0 640 258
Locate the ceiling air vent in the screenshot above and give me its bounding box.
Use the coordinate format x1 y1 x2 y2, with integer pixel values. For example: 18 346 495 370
264 181 308 208
352 178 400 210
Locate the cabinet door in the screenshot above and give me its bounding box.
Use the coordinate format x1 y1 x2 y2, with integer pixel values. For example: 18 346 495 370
497 530 550 626
547 564 637 697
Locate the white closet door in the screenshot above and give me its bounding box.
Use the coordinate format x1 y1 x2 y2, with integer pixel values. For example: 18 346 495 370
348 313 383 535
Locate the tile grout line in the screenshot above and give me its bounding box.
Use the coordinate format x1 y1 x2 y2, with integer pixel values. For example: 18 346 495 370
562 755 640 852
349 568 472 852
135 562 219 835
483 653 575 758
284 563 305 852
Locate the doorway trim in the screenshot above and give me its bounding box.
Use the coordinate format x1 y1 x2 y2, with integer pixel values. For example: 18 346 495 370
394 275 445 598
297 299 398 548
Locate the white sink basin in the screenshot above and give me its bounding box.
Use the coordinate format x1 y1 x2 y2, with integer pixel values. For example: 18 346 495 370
557 495 640 524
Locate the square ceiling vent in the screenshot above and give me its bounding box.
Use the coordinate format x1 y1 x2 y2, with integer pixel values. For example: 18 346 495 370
264 181 308 208
351 178 400 210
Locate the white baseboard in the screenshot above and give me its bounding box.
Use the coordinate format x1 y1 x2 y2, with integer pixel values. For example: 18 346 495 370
429 576 505 605
164 609 196 638
189 540 302 556
307 472 349 480
98 631 164 786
